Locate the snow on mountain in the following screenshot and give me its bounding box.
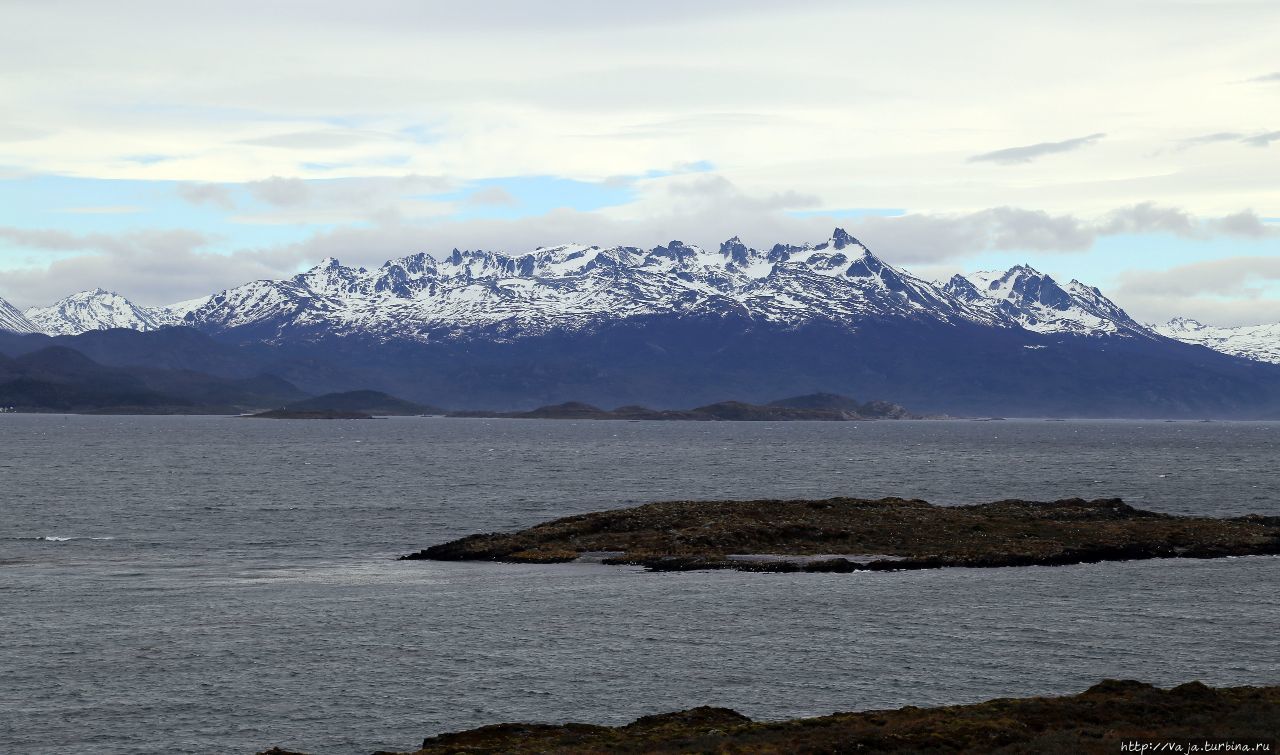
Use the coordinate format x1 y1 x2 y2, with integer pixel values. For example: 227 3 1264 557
163 295 213 320
944 264 1152 337
23 289 177 336
0 295 39 333
178 229 1006 342
1154 317 1280 365
22 232 1219 350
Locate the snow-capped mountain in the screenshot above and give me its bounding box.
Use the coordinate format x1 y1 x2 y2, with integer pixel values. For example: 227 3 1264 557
0 295 39 333
169 229 1012 342
944 265 1149 337
16 231 1265 365
12 231 1280 416
1154 317 1280 365
23 289 180 336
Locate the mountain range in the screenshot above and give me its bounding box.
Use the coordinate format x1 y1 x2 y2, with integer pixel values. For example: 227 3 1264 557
3 230 1279 417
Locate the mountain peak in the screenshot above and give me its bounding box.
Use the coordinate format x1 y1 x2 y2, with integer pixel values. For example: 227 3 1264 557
0 294 39 334
1164 316 1207 331
1005 263 1046 278
943 274 983 301
23 288 173 336
957 264 1148 337
829 227 860 249
719 235 752 265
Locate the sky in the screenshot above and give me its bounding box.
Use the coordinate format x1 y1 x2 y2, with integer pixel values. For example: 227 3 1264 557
1 0 1278 325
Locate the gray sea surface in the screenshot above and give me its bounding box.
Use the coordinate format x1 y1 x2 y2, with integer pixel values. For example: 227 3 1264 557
2 415 1278 754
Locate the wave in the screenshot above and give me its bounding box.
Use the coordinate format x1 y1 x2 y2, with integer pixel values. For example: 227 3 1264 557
7 535 117 542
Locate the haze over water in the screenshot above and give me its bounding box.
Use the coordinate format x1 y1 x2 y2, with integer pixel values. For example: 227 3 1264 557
3 416 1278 754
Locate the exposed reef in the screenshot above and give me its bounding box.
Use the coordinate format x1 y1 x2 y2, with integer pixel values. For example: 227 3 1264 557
401 497 1280 572
258 680 1280 754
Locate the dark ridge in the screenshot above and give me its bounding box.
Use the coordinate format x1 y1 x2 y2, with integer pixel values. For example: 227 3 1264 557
446 396 916 421
0 343 306 413
280 389 441 416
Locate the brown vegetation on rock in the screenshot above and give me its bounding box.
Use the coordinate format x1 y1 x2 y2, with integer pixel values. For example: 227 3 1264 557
261 681 1280 754
401 497 1280 572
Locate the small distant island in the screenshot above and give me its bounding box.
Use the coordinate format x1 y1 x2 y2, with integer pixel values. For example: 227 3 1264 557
247 390 443 419
402 497 1280 572
449 393 917 421
258 679 1280 754
247 408 377 420
250 391 923 421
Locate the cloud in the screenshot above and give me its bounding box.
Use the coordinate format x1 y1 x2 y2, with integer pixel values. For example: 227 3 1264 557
1248 72 1280 83
1096 203 1197 236
3 174 1275 311
847 203 1274 264
465 186 518 206
1176 130 1279 150
1212 210 1276 238
661 174 820 213
245 187 1273 275
0 226 309 308
0 125 49 142
228 174 456 225
1241 130 1280 148
251 174 451 208
1175 132 1244 149
238 130 399 150
177 182 236 209
1112 256 1280 325
248 176 311 207
968 133 1106 165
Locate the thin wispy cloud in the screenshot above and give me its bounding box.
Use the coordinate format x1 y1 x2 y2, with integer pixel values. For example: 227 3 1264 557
1171 130 1278 151
1241 130 1280 148
1248 72 1280 83
968 133 1106 165
238 130 400 150
1176 132 1244 149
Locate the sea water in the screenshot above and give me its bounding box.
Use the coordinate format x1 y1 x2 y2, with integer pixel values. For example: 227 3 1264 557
2 415 1278 754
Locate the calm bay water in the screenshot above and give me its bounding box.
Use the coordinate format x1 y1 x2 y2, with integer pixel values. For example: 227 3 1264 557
2 415 1278 754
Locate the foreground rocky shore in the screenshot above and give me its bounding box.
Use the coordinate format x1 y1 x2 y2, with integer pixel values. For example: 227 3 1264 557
259 680 1278 754
401 497 1280 572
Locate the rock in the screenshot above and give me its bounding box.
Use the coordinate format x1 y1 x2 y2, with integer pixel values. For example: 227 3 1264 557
271 681 1280 754
399 496 1280 573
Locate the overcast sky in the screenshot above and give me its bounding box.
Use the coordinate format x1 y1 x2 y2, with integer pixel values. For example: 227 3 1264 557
1 0 1278 324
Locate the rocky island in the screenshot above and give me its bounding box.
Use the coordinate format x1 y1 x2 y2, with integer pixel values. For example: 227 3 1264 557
401 497 1280 572
258 680 1279 754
